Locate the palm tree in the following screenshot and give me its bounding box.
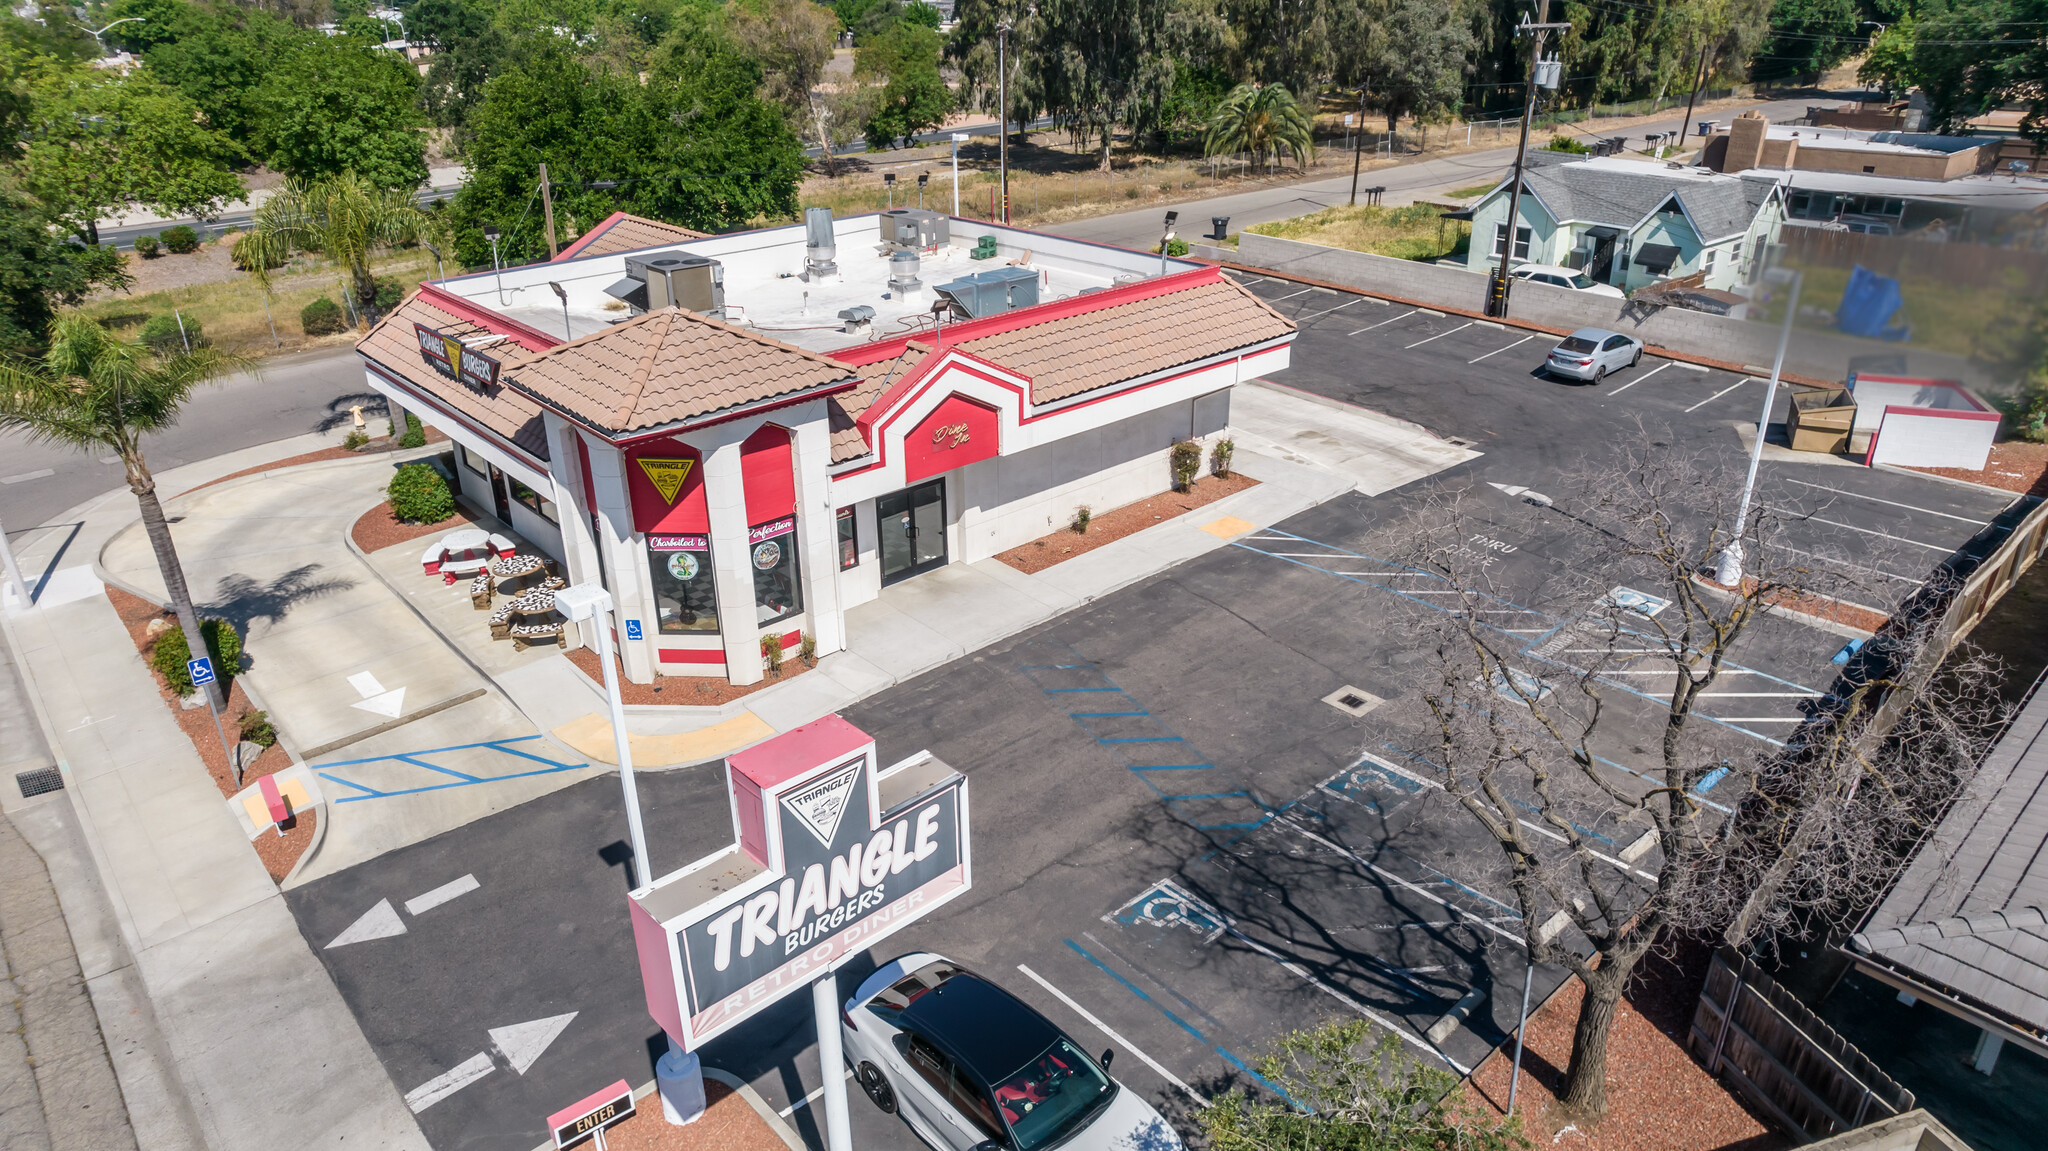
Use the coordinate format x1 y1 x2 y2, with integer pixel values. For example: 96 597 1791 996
0 316 251 708
235 172 438 329
1203 83 1317 175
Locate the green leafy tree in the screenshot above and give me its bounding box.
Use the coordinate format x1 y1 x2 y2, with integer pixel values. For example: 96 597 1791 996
1204 82 1315 173
1200 1019 1526 1151
1028 0 1177 171
946 0 1046 146
141 7 309 149
418 24 518 136
856 19 951 148
0 316 249 708
406 0 491 48
237 173 438 327
1857 15 1917 97
248 34 429 188
1754 0 1861 81
730 0 838 131
1911 0 2027 133
1348 0 1474 136
101 0 203 52
17 64 247 244
0 189 130 358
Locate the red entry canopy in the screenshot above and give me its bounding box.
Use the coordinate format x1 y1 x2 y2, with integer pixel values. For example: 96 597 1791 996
904 394 999 484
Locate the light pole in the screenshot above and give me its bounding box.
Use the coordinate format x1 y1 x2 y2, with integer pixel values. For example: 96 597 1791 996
997 21 1012 223
483 225 506 305
75 16 144 55
1158 211 1177 276
918 172 929 210
550 584 651 889
950 132 968 215
1507 952 1535 1117
1715 262 1802 589
548 281 571 340
423 240 446 282
1486 1 1569 319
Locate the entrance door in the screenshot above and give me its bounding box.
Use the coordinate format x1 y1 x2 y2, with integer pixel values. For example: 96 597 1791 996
877 479 947 585
488 464 512 523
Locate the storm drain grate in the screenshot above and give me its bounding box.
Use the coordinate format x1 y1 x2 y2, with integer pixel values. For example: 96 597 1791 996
15 768 64 798
1322 686 1386 718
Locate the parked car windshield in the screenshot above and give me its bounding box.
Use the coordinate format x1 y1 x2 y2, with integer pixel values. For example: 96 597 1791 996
1566 272 1597 289
992 1038 1115 1150
1558 336 1598 353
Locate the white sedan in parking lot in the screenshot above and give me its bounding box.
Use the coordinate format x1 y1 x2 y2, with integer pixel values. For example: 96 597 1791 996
1508 264 1627 299
1543 327 1644 382
842 953 1185 1151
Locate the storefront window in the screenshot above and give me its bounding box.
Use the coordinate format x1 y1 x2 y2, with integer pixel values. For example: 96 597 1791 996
509 477 558 524
457 443 489 478
647 534 717 633
749 516 803 626
837 507 858 570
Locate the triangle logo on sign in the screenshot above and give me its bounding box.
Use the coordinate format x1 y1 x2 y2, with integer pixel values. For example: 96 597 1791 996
783 760 862 849
637 458 694 504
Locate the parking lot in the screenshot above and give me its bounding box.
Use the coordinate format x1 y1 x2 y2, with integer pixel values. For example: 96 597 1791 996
283 270 2027 1151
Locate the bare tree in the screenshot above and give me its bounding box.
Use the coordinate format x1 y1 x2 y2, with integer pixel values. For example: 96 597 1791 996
1397 438 2000 1119
731 0 840 132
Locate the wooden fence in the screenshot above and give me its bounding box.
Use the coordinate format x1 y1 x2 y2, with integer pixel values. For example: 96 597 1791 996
1690 949 1915 1142
1780 226 2048 291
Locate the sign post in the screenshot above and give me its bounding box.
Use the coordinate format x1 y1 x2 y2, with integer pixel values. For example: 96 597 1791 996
627 715 972 1146
187 656 241 785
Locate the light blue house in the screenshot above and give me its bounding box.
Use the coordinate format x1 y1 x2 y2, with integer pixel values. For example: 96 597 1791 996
1454 152 1788 294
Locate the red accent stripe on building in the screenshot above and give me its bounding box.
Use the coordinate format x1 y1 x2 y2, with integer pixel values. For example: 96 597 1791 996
416 283 562 354
658 648 726 664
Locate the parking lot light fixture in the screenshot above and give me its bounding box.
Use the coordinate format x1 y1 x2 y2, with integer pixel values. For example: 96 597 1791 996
1715 263 1802 588
550 582 650 890
1159 211 1178 276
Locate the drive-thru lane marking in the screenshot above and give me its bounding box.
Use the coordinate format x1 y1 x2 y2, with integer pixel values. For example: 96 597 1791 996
1015 964 1206 1106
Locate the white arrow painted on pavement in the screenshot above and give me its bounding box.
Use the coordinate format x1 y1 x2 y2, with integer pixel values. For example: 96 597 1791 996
325 898 407 949
405 1052 493 1113
489 1012 577 1075
404 874 480 916
1488 482 1553 507
346 671 407 719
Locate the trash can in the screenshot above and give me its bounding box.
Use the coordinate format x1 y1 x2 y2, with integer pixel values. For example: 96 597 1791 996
1787 389 1857 454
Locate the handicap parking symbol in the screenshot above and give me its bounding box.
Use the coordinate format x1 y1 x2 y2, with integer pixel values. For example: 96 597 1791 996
624 619 643 641
187 656 215 687
1105 878 1230 944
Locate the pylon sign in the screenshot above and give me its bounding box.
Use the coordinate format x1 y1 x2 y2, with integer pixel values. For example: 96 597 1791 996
629 715 971 1048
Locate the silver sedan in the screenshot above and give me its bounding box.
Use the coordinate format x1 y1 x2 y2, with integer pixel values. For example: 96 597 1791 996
1544 327 1643 383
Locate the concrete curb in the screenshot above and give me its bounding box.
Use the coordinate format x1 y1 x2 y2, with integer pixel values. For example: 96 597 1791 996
705 1067 808 1151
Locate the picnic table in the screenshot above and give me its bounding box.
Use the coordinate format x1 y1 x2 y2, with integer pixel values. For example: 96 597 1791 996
489 587 566 649
421 529 519 584
469 553 555 609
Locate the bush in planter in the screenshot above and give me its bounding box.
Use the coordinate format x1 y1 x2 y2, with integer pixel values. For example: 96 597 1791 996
1170 439 1202 491
761 632 785 676
387 462 455 523
398 412 425 448
151 618 243 695
140 313 200 353
799 631 817 667
160 224 202 253
134 234 162 258
343 429 370 450
1070 505 1092 534
238 709 277 747
301 296 346 336
1210 437 1235 477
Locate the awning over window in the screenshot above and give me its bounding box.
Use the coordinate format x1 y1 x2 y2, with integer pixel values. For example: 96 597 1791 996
1583 225 1622 240
1634 243 1682 273
1439 208 1475 221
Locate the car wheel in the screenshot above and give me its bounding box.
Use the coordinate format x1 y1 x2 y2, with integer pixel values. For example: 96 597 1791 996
1631 348 1642 367
1593 365 1606 383
857 1062 897 1115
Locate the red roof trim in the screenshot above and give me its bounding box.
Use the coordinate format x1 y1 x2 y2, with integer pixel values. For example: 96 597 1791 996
828 264 1227 367
854 347 1024 447
416 283 562 354
554 211 632 262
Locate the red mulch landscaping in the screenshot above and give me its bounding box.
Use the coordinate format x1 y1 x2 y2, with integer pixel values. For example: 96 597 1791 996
598 1080 787 1151
1906 440 2048 496
996 472 1259 575
103 586 315 883
566 646 812 707
1463 939 1787 1151
350 499 482 554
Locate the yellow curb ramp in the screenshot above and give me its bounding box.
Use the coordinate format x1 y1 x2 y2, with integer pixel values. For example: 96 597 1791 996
1200 515 1257 539
552 710 776 767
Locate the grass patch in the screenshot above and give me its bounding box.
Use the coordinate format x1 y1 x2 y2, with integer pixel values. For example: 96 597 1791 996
74 247 438 359
1448 183 1494 199
1247 203 1471 262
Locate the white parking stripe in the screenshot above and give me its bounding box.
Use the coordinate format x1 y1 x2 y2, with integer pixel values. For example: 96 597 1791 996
1405 322 1474 349
1272 287 1315 302
1297 298 1363 321
1468 335 1535 363
1015 964 1207 1106
1696 691 1823 697
1603 361 1673 396
1780 478 1993 524
1760 540 1926 583
1350 309 1418 334
1683 377 1757 413
779 1068 853 1116
1762 507 1955 552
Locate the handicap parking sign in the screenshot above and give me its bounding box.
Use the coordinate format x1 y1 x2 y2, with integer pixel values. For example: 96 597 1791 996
187 656 215 687
624 619 643 641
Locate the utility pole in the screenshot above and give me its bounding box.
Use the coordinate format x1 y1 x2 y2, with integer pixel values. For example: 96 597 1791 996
1349 89 1366 206
539 163 559 259
1485 0 1569 319
1677 42 1712 161
997 22 1012 224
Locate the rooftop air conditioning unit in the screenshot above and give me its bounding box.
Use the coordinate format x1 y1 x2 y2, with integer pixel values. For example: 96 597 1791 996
804 207 837 277
880 208 949 250
933 265 1039 318
607 252 724 317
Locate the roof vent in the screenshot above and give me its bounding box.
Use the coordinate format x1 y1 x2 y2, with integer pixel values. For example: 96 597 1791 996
805 207 837 277
933 266 1038 319
889 250 922 292
838 304 875 333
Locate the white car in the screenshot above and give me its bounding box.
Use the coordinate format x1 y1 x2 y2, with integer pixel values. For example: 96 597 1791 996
1509 264 1627 299
842 954 1185 1151
1544 327 1643 383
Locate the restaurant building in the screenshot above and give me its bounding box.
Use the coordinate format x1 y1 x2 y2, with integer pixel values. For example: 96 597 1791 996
356 210 1295 685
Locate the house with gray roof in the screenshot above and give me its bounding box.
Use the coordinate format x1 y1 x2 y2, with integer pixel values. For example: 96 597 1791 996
1454 151 1787 294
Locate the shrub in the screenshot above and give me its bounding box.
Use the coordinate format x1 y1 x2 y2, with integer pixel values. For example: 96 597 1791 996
387 462 455 523
160 224 201 253
799 631 818 666
343 429 370 451
1547 133 1590 154
238 709 277 747
762 632 785 676
373 276 403 311
1210 437 1235 477
133 234 162 258
398 412 426 449
1155 237 1190 257
230 234 283 271
301 296 346 336
1070 505 1092 534
1170 439 1202 491
140 313 200 353
151 618 243 696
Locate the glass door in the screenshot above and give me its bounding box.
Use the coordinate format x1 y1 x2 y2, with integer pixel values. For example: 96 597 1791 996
876 479 947 585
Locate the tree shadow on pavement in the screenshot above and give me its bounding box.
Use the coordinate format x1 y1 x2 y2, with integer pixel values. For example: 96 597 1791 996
204 563 356 647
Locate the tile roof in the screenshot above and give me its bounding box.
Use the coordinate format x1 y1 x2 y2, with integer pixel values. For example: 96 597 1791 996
554 212 710 261
356 292 553 462
833 346 928 462
1515 153 1779 241
1850 681 2048 1038
505 307 859 436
